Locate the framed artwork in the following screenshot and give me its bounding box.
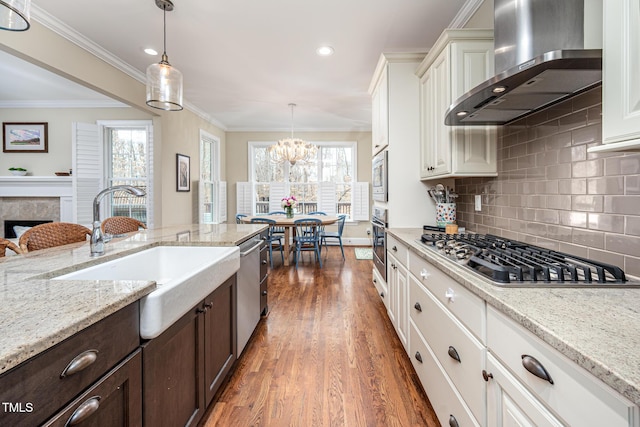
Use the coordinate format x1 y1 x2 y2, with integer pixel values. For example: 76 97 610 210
3 122 49 153
176 153 190 192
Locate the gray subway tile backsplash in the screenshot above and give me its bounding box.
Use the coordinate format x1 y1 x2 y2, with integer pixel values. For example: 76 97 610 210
455 86 640 278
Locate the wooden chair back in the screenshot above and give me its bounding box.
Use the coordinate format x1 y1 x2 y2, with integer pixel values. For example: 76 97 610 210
101 216 147 235
19 222 91 253
0 238 22 257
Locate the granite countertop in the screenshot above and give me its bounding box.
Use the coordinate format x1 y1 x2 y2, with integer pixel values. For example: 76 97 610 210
387 228 640 407
0 223 266 374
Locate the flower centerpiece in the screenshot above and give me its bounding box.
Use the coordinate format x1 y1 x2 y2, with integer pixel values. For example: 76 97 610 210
281 195 297 218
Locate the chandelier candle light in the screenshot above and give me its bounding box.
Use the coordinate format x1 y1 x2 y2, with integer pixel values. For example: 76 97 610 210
268 104 317 166
281 196 297 218
146 0 183 111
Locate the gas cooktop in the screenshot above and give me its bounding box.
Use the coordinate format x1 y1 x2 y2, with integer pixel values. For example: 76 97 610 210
419 232 639 288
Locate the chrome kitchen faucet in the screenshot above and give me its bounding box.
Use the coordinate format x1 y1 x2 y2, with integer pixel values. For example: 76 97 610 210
90 185 146 256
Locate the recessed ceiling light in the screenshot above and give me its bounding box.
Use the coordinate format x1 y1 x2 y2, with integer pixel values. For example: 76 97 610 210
456 111 468 117
144 48 158 56
316 46 334 56
492 86 506 93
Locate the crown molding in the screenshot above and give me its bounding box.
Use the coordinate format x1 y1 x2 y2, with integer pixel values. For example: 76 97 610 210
0 100 128 109
449 0 486 28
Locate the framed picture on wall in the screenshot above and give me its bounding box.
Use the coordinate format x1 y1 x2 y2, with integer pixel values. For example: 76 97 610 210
176 153 190 192
2 122 49 153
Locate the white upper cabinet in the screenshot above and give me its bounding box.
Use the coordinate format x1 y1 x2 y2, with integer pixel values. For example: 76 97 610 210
371 69 389 156
590 0 640 153
416 29 497 178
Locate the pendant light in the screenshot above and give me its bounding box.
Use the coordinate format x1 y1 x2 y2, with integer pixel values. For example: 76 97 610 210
146 0 183 111
0 0 30 31
268 104 317 166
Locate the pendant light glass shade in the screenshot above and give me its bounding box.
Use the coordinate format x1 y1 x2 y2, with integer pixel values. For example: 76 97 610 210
146 53 183 111
0 0 31 31
268 104 317 165
146 0 183 111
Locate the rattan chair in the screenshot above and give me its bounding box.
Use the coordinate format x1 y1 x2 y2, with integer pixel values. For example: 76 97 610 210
18 222 91 253
0 238 22 257
101 216 147 235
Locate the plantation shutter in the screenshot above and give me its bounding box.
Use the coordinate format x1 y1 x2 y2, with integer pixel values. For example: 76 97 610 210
72 122 103 228
317 182 337 216
236 182 253 215
218 181 227 222
352 182 369 221
269 182 287 212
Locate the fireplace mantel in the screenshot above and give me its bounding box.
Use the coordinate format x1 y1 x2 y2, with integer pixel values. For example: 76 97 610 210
0 176 73 222
0 176 72 197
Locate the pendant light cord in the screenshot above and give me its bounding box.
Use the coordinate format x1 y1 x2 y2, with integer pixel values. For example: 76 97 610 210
163 5 167 56
289 103 296 138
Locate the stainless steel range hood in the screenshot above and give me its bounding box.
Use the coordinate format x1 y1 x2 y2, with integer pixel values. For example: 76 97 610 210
445 0 603 126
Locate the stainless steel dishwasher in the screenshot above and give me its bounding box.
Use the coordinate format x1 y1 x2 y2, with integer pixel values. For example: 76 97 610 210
236 232 266 357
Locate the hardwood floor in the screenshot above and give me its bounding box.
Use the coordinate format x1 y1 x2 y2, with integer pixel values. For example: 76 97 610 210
201 246 439 426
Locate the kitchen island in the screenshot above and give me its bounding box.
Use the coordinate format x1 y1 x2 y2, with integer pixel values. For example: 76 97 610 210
0 223 266 375
387 227 640 417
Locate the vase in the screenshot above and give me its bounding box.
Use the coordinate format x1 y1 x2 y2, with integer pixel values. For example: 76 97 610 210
285 207 294 218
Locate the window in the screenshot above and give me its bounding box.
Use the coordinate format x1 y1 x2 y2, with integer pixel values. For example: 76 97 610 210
101 121 153 226
249 141 356 217
199 131 224 224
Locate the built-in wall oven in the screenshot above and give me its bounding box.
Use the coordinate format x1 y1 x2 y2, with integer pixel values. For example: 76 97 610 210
372 150 388 202
371 206 388 281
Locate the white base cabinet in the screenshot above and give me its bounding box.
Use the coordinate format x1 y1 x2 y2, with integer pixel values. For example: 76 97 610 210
416 29 497 179
386 234 409 352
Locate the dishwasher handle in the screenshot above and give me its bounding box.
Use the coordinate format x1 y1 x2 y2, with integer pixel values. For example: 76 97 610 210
240 239 263 257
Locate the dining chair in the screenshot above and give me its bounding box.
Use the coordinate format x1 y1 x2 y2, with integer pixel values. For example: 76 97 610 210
19 222 91 253
293 218 323 269
101 216 147 235
267 212 286 235
250 218 284 268
235 213 247 224
320 214 347 260
0 238 22 257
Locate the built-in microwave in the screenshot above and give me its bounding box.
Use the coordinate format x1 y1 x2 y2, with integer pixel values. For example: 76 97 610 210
372 150 388 202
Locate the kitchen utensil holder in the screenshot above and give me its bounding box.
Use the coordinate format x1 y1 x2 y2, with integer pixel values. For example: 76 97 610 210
436 203 456 226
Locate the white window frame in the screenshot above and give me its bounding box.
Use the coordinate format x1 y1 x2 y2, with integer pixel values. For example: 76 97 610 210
199 130 222 224
97 120 154 227
248 140 358 219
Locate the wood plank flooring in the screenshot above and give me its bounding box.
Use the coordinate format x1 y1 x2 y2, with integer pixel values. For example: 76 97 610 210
201 246 439 426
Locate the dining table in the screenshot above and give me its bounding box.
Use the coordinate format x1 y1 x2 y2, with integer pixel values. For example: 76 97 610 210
241 213 339 267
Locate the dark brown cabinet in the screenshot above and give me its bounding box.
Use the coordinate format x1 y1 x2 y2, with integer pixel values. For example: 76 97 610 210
0 303 141 427
142 274 237 427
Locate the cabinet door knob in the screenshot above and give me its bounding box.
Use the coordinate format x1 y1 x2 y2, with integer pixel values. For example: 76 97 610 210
262 259 268 264
445 288 455 301
414 302 422 312
420 268 429 279
66 396 101 426
447 346 461 363
482 370 494 382
414 351 423 363
60 349 99 378
380 292 385 298
449 414 459 427
522 354 554 384
262 290 268 296
204 302 213 309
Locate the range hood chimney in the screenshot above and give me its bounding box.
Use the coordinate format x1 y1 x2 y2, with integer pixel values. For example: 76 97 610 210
445 0 602 126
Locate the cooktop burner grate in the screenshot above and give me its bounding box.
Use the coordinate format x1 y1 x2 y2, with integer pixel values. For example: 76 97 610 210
420 232 635 286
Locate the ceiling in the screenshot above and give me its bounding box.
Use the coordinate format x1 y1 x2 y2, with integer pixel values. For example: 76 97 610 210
5 0 481 131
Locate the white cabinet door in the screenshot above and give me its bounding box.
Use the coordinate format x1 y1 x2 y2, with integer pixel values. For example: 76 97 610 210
600 0 640 150
386 252 398 326
486 354 565 427
386 251 408 350
371 69 389 155
418 31 497 179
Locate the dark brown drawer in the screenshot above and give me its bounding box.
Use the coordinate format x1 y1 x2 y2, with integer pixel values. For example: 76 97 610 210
259 245 268 279
0 302 140 427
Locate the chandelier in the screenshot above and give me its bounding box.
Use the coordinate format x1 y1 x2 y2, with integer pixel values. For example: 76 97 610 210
0 0 31 31
268 104 317 165
146 0 183 111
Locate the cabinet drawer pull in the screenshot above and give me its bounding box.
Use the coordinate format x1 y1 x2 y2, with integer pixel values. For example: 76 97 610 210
60 350 99 378
414 351 423 363
482 370 493 381
521 354 554 384
414 302 422 312
449 414 459 427
447 346 461 363
380 292 385 298
204 302 213 309
262 290 268 296
392 245 398 252
66 396 101 425
445 288 455 301
419 268 429 279
262 259 268 265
